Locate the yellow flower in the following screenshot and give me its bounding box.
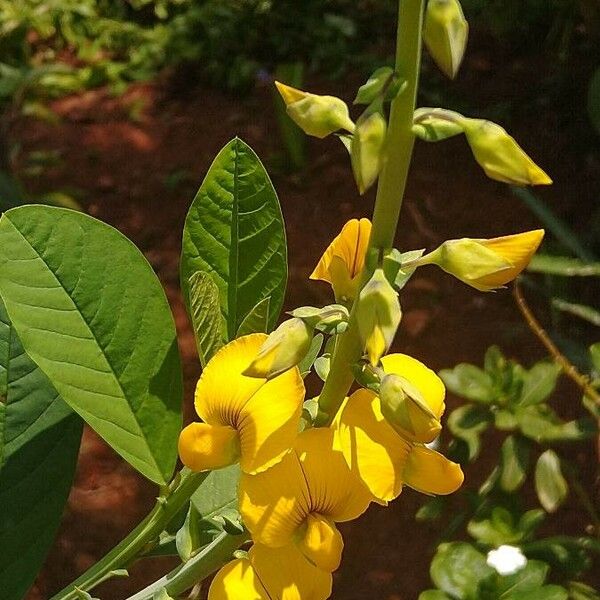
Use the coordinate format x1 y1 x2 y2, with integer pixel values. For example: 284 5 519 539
310 218 372 303
178 334 304 475
209 543 332 600
275 82 355 139
335 354 463 503
239 427 373 572
420 229 545 291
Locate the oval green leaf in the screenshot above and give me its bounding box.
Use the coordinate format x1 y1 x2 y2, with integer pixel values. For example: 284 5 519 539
181 138 287 339
0 298 83 600
0 206 182 485
535 449 568 513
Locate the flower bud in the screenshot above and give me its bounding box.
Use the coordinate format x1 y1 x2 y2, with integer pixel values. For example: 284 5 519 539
275 81 355 139
290 304 349 333
356 269 401 366
421 230 545 291
423 0 469 79
461 118 552 186
351 111 387 194
244 317 313 379
379 374 442 443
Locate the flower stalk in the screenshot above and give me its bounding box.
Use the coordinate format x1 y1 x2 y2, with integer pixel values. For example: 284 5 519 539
318 0 426 423
49 469 207 600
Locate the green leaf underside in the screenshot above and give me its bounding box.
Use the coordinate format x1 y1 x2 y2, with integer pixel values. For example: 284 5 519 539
535 450 568 513
237 296 271 337
191 464 240 520
0 298 82 600
0 206 182 485
181 138 287 339
189 271 225 367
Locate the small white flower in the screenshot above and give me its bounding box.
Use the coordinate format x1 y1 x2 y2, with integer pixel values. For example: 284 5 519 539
486 545 527 576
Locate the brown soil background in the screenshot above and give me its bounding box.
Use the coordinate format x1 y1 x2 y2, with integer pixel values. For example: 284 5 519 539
15 31 600 600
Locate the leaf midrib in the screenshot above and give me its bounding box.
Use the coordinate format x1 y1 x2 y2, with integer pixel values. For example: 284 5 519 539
227 138 241 339
4 215 163 478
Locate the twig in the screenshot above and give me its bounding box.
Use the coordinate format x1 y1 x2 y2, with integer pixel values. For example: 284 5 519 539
513 280 600 408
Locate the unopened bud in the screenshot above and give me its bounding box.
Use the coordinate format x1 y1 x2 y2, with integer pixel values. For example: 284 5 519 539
423 0 469 79
379 374 442 443
462 119 552 186
244 318 313 379
420 230 545 291
275 81 355 139
412 107 465 142
290 304 349 333
351 111 387 194
356 269 401 366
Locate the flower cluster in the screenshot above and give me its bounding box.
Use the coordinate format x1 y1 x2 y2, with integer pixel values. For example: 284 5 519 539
175 215 544 599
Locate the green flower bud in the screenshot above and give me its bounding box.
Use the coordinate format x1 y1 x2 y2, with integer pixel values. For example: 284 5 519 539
379 374 442 443
423 0 469 79
289 304 349 333
244 317 313 379
351 111 387 194
462 118 552 186
356 269 401 366
275 81 355 139
412 107 465 142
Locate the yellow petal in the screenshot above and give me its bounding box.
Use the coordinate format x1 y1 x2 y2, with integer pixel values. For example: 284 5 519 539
178 422 240 472
195 334 267 426
238 362 305 474
275 81 308 105
310 219 372 300
381 354 445 417
477 229 544 288
250 543 333 600
240 450 310 547
295 427 373 522
197 333 304 474
335 389 411 502
208 557 269 600
402 445 464 495
240 428 372 548
297 514 344 572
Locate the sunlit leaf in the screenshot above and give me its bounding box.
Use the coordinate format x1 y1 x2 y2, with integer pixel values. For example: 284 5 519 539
518 362 560 406
439 364 495 403
181 138 287 339
500 435 529 493
535 450 568 513
189 271 224 367
0 206 182 485
236 297 271 337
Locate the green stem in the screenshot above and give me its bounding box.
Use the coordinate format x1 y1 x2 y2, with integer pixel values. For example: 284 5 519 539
50 469 207 600
318 0 425 423
126 531 250 600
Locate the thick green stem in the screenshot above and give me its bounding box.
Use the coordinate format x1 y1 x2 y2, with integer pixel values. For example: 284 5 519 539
50 469 207 600
318 0 425 422
126 531 250 600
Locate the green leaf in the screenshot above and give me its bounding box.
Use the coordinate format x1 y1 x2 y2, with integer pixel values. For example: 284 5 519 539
497 560 549 596
468 507 522 546
0 298 83 600
189 271 225 367
354 67 406 105
526 255 600 277
551 298 600 326
518 362 561 406
590 343 600 374
448 404 491 461
430 542 494 599
0 206 182 485
504 585 567 600
517 404 594 442
191 464 240 520
569 582 600 600
439 364 496 403
535 450 568 513
181 138 287 339
236 297 271 337
419 592 453 600
298 333 324 377
500 435 530 493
